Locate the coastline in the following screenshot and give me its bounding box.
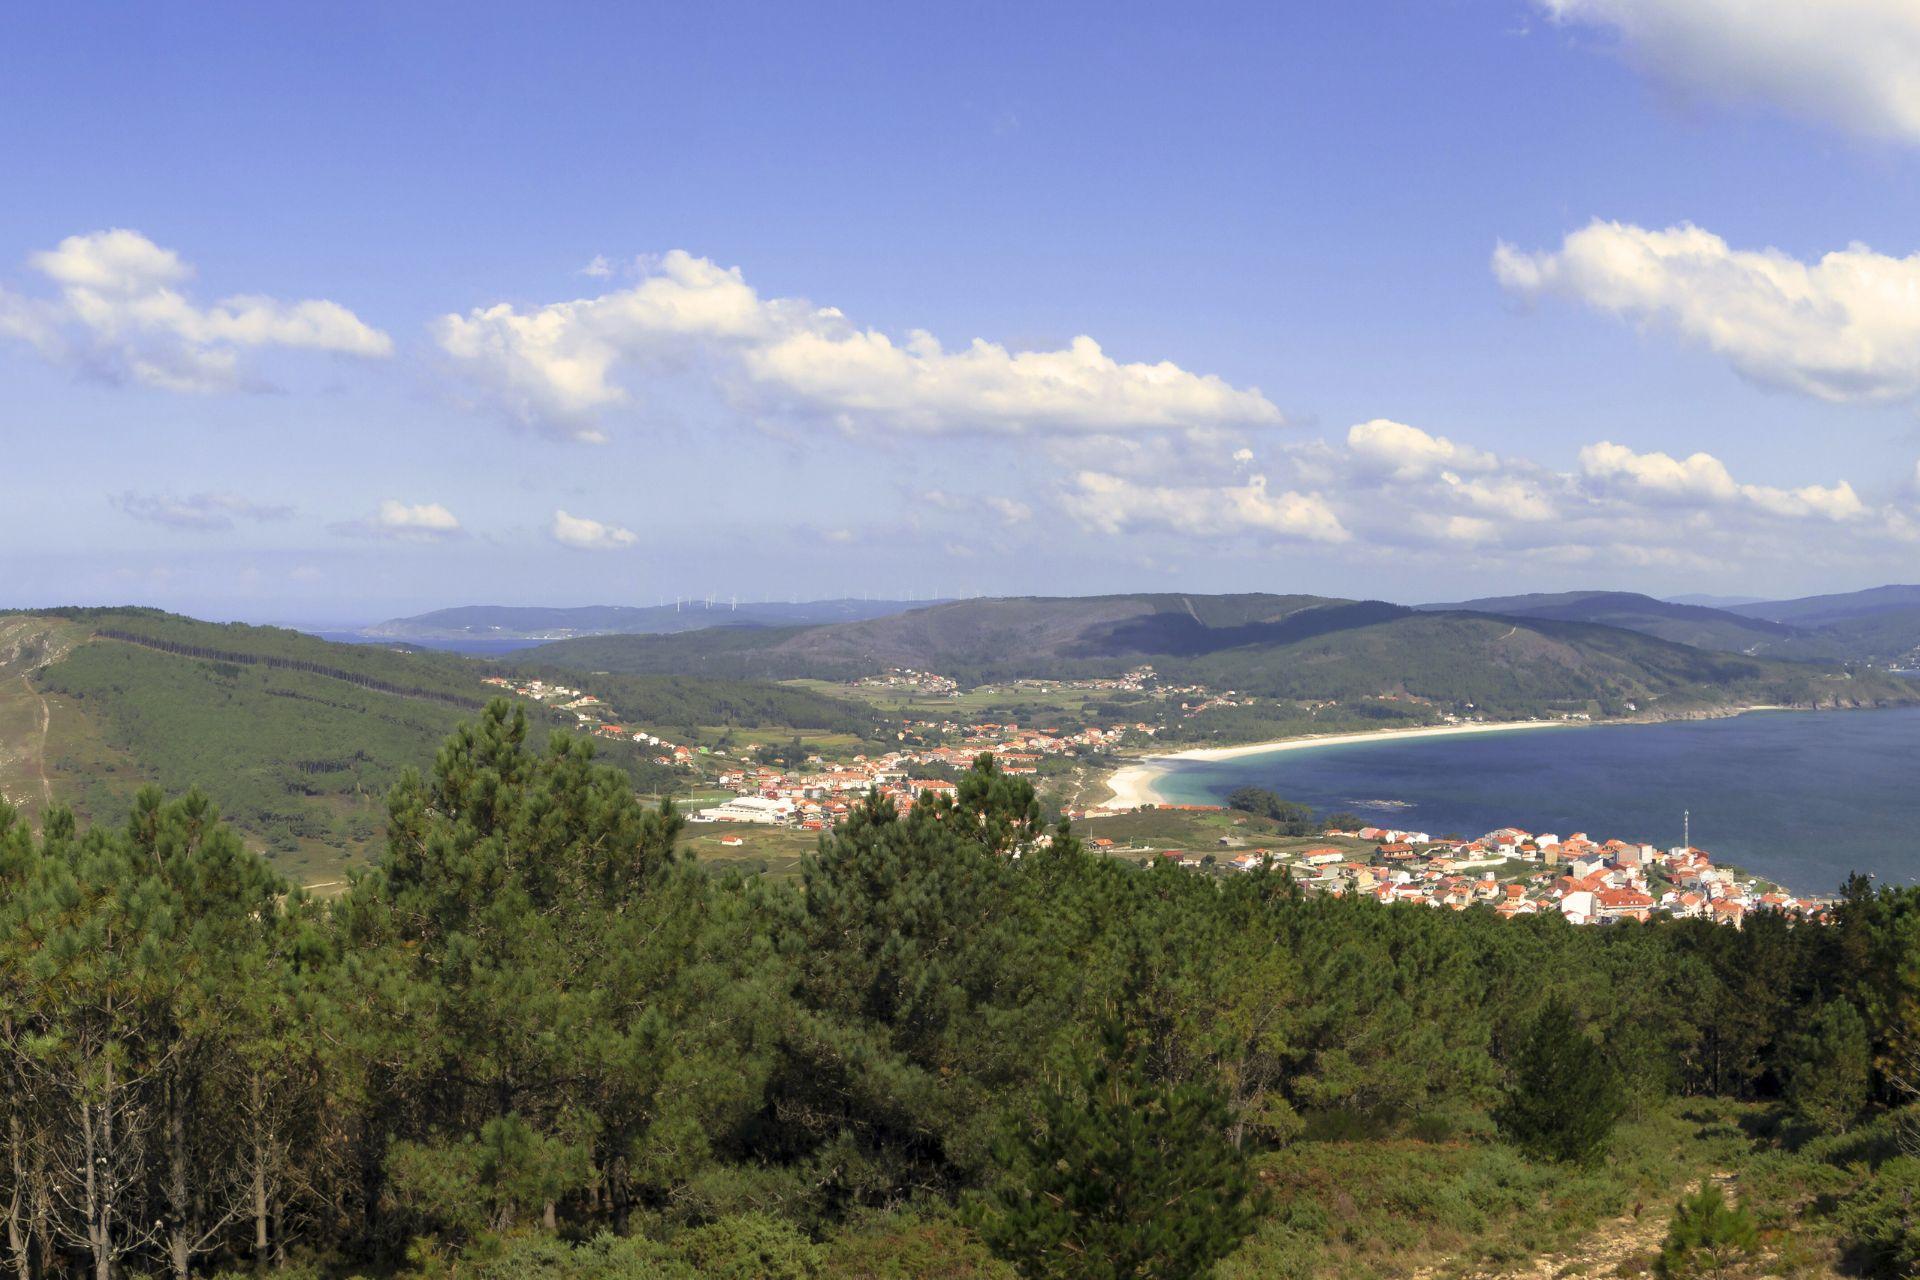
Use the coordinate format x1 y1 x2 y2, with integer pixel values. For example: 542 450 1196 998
1098 719 1574 810
1090 702 1841 811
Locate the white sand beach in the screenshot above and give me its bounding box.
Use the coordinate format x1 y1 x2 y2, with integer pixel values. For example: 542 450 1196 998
1098 720 1574 810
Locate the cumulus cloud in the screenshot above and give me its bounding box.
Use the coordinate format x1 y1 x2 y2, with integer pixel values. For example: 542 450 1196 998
1495 220 1920 403
550 508 639 550
1347 419 1499 478
1063 416 1916 572
0 229 390 392
1532 0 1920 142
110 490 292 531
435 249 1283 442
1065 471 1349 543
331 500 463 541
1579 441 1869 521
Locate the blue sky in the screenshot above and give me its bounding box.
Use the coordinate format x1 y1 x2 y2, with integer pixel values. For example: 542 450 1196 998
4 0 1920 623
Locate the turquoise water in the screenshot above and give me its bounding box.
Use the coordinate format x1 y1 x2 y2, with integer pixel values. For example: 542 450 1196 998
1149 707 1920 896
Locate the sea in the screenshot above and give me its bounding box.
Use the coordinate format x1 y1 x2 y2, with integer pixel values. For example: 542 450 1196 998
1146 705 1920 896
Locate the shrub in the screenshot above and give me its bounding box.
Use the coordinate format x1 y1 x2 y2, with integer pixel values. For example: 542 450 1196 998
1834 1156 1920 1279
1657 1184 1757 1279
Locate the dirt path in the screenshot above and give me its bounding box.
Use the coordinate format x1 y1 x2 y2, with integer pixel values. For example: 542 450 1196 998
24 677 51 806
1418 1173 1737 1280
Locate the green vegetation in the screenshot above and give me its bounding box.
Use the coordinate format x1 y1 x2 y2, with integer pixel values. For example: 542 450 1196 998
35 629 470 864
523 593 1916 724
1 705 1918 1277
553 672 879 739
1223 786 1317 835
974 1022 1257 1279
1495 998 1623 1166
3 612 869 879
1426 590 1833 659
1657 1183 1757 1278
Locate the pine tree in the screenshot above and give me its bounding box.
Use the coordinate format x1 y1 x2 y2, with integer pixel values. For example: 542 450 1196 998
1495 997 1621 1165
1658 1183 1757 1279
975 1021 1257 1280
1783 1000 1870 1132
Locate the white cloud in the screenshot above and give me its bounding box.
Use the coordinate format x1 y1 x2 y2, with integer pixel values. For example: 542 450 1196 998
984 496 1033 525
1532 0 1920 142
435 249 1283 442
331 500 463 541
110 490 292 531
0 229 391 392
1495 220 1920 403
1065 471 1349 543
550 508 638 550
1347 419 1498 478
921 489 1032 525
1580 441 1869 521
578 255 613 279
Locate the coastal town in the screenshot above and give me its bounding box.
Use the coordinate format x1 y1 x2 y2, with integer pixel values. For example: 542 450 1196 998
1104 813 1818 927
477 669 1814 927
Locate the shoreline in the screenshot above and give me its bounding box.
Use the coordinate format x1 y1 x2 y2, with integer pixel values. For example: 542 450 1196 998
1099 719 1573 809
1092 703 1828 811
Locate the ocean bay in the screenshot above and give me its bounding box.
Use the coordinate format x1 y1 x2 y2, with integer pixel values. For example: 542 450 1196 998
1148 706 1920 896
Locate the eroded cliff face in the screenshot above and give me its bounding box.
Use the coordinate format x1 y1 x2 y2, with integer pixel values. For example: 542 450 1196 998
0 615 83 680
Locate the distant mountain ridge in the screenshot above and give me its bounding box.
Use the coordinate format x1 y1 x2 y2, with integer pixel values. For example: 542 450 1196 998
521 591 1915 721
363 598 934 642
1727 584 1920 625
1728 585 1920 666
1417 590 1829 659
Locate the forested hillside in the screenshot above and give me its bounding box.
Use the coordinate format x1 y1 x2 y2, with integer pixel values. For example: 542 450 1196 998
524 593 1915 721
1421 590 1832 659
0 706 1914 1279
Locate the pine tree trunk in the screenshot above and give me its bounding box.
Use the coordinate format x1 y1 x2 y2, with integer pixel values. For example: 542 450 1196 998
80 1092 108 1280
5 1109 31 1280
168 1073 192 1280
251 1074 268 1265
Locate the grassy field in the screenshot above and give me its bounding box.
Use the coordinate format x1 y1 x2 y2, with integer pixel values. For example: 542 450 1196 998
678 822 820 880
1075 805 1332 855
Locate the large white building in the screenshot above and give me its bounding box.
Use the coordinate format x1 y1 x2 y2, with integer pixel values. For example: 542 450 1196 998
693 796 795 825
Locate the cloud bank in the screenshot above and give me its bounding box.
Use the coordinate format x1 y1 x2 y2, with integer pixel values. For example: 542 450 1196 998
435 250 1283 442
110 491 293 531
0 229 391 392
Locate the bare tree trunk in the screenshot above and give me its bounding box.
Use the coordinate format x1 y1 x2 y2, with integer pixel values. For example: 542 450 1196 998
167 1071 191 1280
250 1074 268 1267
5 1110 32 1280
30 1138 53 1280
81 1091 107 1280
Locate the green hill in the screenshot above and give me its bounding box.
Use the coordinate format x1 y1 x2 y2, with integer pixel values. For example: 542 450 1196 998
1730 585 1920 665
523 592 1913 722
0 609 900 881
1420 590 1831 658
